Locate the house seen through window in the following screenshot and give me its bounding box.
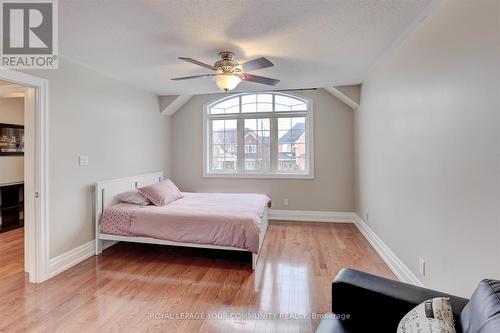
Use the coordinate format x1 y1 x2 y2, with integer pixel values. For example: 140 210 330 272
205 92 312 177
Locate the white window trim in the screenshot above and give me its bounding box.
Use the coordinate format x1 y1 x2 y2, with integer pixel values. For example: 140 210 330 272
202 92 314 179
245 145 257 153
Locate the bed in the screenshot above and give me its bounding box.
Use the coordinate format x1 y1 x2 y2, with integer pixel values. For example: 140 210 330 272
95 172 269 269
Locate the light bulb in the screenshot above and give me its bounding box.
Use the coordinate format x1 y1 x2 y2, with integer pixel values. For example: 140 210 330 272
212 74 242 92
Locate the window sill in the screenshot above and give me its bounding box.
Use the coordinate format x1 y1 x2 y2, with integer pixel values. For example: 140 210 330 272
203 172 314 180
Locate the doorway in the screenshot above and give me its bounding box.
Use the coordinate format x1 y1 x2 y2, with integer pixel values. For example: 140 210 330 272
0 81 25 278
0 70 48 283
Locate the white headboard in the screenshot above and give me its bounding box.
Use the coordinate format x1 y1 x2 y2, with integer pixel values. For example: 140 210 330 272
95 171 163 235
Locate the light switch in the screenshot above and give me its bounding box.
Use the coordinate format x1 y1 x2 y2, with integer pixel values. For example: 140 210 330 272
79 155 89 166
419 258 426 277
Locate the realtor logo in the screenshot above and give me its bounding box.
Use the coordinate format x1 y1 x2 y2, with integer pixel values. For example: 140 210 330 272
1 0 58 68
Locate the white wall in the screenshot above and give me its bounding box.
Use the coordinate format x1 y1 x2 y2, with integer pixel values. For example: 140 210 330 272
0 97 24 184
26 59 171 258
171 89 354 212
0 97 23 124
355 0 500 297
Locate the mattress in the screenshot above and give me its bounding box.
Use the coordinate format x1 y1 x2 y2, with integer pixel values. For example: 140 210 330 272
100 192 271 253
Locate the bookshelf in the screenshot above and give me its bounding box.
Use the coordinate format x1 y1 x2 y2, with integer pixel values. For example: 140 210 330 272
0 182 24 233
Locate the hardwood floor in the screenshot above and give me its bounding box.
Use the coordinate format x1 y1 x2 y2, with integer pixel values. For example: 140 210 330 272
0 222 395 333
0 227 24 279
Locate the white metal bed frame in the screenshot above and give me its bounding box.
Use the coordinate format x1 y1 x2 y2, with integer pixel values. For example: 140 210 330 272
94 172 268 269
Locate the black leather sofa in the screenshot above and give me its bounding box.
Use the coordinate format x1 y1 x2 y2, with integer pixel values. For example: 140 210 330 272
316 268 500 333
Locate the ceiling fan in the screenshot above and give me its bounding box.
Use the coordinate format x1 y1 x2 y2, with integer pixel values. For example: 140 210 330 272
171 51 280 92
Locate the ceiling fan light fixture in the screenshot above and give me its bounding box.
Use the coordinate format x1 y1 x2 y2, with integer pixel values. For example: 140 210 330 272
173 52 278 89
212 74 241 92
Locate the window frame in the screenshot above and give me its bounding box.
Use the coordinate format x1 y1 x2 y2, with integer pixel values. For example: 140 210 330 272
203 92 314 179
244 144 257 153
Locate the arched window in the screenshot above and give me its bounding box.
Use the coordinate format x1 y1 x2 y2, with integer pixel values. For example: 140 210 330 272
204 92 313 178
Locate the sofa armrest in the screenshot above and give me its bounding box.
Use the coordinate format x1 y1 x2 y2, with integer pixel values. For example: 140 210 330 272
331 268 469 332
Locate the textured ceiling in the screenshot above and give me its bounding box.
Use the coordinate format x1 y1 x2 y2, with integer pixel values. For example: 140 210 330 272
60 0 433 95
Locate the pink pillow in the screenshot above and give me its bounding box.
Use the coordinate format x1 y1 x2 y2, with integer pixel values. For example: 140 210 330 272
138 179 182 206
115 190 151 206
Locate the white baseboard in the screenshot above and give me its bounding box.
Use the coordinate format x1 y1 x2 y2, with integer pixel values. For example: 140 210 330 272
269 209 356 223
48 240 119 278
48 240 95 278
353 215 423 287
47 210 422 287
269 209 423 286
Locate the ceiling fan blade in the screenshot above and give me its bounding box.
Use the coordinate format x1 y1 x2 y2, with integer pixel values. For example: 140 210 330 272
178 57 216 70
240 57 274 71
242 73 280 86
171 74 214 80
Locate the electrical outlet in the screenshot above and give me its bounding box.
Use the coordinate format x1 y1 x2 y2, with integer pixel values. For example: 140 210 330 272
283 198 289 206
419 258 426 277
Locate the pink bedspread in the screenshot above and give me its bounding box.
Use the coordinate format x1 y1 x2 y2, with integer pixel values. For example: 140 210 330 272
100 192 271 253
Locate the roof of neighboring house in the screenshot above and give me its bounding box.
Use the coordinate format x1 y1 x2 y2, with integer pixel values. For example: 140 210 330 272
279 123 305 143
212 128 266 145
278 152 295 160
212 122 305 146
212 129 237 144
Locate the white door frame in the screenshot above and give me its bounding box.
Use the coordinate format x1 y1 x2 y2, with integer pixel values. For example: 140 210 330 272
0 69 49 283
